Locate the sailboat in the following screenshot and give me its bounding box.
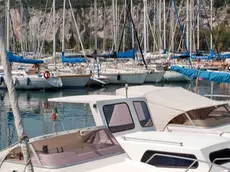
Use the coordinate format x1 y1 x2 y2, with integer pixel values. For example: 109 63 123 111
2 0 62 90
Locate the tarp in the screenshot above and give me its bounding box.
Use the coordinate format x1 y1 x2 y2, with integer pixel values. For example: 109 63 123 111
170 66 230 83
116 85 226 130
7 51 43 64
61 52 86 63
99 49 136 59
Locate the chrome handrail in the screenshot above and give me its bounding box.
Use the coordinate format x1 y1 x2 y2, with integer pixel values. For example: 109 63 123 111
122 136 183 146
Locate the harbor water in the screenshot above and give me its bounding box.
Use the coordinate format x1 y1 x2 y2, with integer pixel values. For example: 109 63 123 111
0 81 230 150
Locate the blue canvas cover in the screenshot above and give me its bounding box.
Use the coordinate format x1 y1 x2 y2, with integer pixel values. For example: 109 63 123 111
170 66 230 83
7 51 43 64
61 52 86 63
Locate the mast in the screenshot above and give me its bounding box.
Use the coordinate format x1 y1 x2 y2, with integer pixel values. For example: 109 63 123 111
210 0 213 50
53 0 56 68
112 0 116 51
159 0 162 51
144 0 147 57
0 19 34 172
123 0 127 51
163 0 166 52
131 0 134 48
6 0 10 51
62 0 66 52
189 0 192 53
186 0 189 50
94 0 98 50
197 0 199 50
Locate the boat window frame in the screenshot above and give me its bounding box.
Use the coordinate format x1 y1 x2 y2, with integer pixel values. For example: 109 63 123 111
103 102 135 133
141 150 199 169
133 101 153 128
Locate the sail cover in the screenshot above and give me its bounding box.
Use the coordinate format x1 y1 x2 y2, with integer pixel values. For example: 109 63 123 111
61 52 86 63
170 66 230 83
7 51 43 64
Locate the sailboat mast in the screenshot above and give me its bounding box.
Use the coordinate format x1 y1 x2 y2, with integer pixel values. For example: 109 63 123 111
53 0 56 65
186 0 189 50
163 0 166 52
189 0 192 53
131 0 134 48
210 0 213 50
197 0 199 50
6 0 10 51
0 20 34 172
62 0 66 52
123 0 126 51
94 0 98 50
144 0 147 57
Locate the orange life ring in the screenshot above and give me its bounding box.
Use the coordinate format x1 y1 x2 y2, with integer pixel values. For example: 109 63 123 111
43 71 50 79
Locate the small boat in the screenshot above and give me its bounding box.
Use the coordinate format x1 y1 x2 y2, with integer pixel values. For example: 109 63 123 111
0 126 159 172
49 94 230 171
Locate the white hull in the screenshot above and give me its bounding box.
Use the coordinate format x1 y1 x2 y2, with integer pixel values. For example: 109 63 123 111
145 71 165 83
101 72 147 84
163 71 189 82
0 75 62 90
86 76 109 87
58 74 91 88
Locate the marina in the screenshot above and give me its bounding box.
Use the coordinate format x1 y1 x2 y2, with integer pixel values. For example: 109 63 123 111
3 0 230 171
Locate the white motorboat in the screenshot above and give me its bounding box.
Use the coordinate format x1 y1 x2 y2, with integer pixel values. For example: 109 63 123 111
0 126 160 172
49 95 230 171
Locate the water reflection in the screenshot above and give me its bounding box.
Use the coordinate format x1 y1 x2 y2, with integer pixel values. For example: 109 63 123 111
0 82 229 150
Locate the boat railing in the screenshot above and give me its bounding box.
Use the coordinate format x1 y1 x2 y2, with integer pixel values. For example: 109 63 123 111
122 136 183 146
144 153 230 172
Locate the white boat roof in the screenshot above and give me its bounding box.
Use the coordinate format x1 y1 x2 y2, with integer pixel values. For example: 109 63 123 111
48 95 126 104
116 86 226 130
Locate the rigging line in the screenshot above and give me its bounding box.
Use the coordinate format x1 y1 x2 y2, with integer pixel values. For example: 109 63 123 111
126 0 148 69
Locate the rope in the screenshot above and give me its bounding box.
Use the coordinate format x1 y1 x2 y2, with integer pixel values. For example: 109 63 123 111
195 69 201 93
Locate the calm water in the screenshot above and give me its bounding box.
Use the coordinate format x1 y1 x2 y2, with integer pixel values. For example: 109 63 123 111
0 81 230 150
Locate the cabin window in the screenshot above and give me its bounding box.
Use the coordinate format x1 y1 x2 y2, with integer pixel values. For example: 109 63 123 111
133 101 153 127
209 149 230 165
103 103 135 133
141 150 198 169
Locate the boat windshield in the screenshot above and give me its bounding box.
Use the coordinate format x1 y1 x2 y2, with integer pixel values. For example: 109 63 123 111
5 128 124 168
169 104 230 128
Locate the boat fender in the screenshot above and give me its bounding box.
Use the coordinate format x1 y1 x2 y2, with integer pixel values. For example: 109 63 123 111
0 76 4 85
117 73 121 81
27 77 31 86
44 71 51 80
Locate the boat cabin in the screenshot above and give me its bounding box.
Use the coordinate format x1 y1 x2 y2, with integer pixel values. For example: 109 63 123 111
48 95 230 171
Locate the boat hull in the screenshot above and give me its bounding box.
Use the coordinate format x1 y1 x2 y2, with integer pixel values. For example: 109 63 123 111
101 72 147 84
145 71 165 83
0 76 62 90
58 74 91 88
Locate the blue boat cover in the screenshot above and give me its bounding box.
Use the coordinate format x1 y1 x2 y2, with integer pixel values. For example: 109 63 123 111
7 51 43 64
171 51 190 59
170 66 230 83
116 48 135 59
61 52 86 63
